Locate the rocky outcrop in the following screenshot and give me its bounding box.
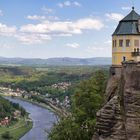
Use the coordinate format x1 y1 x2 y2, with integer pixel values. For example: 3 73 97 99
93 61 140 140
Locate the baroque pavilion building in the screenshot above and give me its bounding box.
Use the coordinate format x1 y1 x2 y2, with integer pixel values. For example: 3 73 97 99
112 7 140 65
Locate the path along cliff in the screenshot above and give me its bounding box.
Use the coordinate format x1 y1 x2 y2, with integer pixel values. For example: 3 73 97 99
93 61 140 140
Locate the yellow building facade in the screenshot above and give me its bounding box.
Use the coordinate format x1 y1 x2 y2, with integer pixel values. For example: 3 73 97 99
112 7 140 65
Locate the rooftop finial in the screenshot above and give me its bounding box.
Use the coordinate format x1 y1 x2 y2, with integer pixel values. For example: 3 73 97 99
132 6 135 10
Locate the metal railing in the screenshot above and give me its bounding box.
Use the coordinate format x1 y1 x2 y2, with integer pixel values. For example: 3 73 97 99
132 52 140 56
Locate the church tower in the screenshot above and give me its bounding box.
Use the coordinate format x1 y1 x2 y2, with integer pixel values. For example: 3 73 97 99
112 7 140 65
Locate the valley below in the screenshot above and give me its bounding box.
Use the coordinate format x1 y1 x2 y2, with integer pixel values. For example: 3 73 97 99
0 65 109 140
5 96 57 140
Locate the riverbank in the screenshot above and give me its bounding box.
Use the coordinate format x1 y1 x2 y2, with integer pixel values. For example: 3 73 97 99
2 94 68 118
0 88 70 118
0 117 32 140
17 96 69 118
5 97 57 140
15 97 55 113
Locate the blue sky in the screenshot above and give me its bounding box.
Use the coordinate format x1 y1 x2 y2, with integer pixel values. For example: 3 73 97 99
0 0 140 58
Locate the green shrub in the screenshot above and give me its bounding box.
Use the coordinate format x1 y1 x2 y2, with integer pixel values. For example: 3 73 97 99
1 131 13 139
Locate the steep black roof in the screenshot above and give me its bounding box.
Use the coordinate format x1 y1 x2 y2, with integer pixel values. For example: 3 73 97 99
113 7 140 36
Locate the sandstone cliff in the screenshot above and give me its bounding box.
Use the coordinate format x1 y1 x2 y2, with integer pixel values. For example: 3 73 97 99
93 61 140 140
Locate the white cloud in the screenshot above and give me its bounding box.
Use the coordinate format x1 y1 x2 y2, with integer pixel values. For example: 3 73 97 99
87 46 105 52
0 23 16 36
58 3 64 8
64 1 71 6
27 15 59 21
42 6 54 14
20 21 81 35
15 33 51 45
47 16 59 21
27 15 46 20
66 43 80 48
73 1 81 7
74 18 104 30
19 17 104 44
58 1 81 8
20 18 104 35
0 14 103 45
0 43 15 49
121 6 131 11
104 40 111 44
53 33 72 37
105 13 124 22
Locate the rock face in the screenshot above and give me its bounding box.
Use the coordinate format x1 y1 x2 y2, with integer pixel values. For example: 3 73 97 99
93 61 140 140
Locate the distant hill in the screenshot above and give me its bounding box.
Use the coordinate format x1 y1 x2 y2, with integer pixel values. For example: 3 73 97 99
0 57 111 66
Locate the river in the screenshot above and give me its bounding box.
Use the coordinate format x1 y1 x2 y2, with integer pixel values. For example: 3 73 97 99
4 97 57 140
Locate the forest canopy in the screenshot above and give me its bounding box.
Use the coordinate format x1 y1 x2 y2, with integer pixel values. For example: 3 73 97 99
49 70 107 140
